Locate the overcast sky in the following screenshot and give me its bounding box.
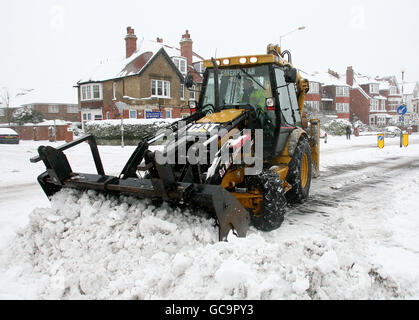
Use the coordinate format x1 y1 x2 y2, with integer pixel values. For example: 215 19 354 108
1 0 418 103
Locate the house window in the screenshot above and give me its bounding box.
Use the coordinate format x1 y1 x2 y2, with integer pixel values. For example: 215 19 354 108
370 84 379 94
173 57 187 75
80 83 103 101
48 105 59 113
370 117 375 125
165 109 172 118
113 82 117 100
308 82 319 94
336 86 349 97
380 100 386 111
151 80 171 98
106 111 110 119
129 110 137 118
0 109 4 116
336 103 349 113
390 86 397 95
189 85 196 100
180 84 185 100
377 116 386 126
94 114 102 120
67 105 78 113
305 100 319 111
370 99 379 111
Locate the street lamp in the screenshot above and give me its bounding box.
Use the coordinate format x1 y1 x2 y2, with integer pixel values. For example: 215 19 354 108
279 26 306 49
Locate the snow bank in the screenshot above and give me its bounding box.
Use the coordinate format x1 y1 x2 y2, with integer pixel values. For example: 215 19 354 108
4 183 418 299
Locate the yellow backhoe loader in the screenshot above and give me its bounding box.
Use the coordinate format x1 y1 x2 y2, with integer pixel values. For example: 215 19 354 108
31 44 320 241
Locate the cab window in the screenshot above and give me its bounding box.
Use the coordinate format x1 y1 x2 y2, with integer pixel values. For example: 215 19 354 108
274 68 294 125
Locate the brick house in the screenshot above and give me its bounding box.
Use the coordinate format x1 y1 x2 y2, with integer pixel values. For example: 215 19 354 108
299 70 321 114
347 67 401 126
410 83 419 117
303 69 351 119
76 27 204 130
0 88 78 124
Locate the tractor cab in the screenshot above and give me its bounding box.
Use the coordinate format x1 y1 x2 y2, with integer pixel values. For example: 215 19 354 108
188 53 307 160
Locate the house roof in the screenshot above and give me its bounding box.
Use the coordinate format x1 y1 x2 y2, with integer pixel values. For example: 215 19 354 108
77 39 204 84
3 86 78 109
401 82 418 95
299 69 349 87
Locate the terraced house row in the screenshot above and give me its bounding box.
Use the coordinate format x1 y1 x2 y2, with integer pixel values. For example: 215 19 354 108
302 66 419 128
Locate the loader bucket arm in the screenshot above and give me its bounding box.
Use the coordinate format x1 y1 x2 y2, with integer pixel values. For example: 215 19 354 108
30 132 250 241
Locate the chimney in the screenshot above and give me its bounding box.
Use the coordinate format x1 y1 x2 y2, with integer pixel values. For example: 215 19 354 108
346 66 354 86
156 37 163 43
125 26 137 58
180 30 193 67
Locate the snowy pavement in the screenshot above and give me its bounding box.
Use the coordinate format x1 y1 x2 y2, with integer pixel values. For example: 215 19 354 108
0 134 418 299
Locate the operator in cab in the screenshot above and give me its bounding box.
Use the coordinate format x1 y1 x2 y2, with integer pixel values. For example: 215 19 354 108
240 76 266 128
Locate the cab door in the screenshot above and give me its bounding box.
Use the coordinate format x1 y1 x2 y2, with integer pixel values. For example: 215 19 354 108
273 67 302 155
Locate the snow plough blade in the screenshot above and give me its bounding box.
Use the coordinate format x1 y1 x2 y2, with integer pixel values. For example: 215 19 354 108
30 134 250 241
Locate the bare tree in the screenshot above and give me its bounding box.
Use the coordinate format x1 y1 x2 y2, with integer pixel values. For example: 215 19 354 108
0 87 13 126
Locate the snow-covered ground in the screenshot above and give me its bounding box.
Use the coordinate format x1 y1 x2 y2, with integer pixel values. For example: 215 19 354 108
0 134 418 299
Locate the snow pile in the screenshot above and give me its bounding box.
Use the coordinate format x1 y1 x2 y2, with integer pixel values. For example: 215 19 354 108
4 185 418 300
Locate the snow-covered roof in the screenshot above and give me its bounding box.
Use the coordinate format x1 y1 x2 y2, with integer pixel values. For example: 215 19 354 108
402 82 418 95
4 86 78 108
78 39 204 84
353 71 379 86
373 95 387 100
299 70 349 87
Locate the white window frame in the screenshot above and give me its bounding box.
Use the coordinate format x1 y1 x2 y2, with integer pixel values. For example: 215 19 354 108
370 99 379 111
151 79 171 98
336 86 349 97
377 116 386 126
67 105 78 113
180 84 185 100
80 83 103 101
189 85 196 100
0 108 5 117
370 83 379 94
106 111 110 119
308 82 319 94
380 100 386 111
48 104 59 113
389 86 397 95
173 57 187 75
336 103 349 113
113 82 117 100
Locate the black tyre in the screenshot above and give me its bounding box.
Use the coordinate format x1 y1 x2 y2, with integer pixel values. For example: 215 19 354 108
286 137 312 203
246 170 287 231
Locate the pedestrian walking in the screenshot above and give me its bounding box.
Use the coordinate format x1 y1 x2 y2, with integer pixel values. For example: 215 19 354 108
346 125 352 140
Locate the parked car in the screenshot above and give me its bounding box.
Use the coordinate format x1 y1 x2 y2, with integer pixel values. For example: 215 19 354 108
383 126 401 138
0 128 20 144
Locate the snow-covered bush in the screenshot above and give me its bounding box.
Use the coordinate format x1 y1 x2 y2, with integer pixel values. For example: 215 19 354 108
13 106 43 125
85 119 174 141
324 119 352 136
353 120 369 132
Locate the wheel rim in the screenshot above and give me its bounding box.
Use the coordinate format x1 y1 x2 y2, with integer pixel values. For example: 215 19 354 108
301 153 309 188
